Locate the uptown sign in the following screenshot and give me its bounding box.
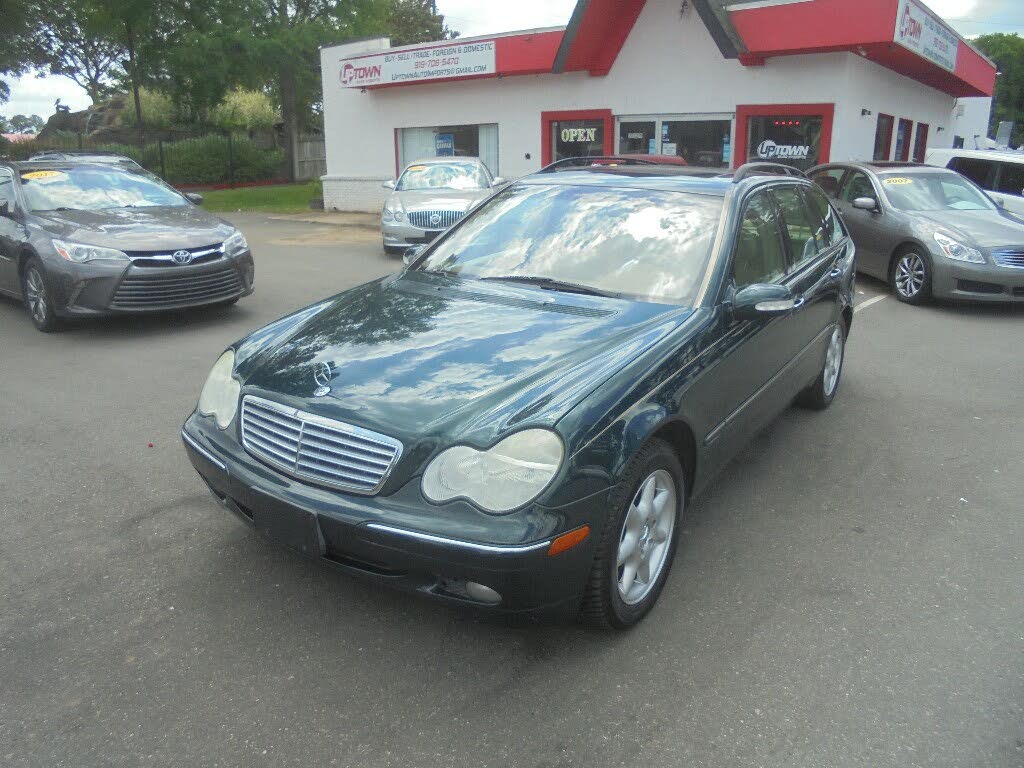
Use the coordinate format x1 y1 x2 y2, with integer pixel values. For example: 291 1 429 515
756 140 810 161
893 0 958 72
340 40 496 88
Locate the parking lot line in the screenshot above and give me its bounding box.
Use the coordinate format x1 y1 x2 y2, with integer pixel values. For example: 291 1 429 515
854 294 887 313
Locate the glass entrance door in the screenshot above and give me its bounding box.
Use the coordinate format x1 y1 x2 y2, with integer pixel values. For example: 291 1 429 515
552 120 605 162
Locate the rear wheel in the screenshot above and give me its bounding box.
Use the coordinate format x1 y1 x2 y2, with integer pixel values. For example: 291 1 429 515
22 258 61 332
798 322 845 410
581 439 684 629
891 248 932 305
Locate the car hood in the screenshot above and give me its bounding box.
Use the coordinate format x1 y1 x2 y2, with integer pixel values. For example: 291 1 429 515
390 188 491 212
916 209 1024 249
31 206 236 249
236 271 690 449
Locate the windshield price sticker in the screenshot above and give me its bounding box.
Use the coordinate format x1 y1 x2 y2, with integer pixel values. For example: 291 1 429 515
20 170 65 182
406 165 427 173
884 177 914 185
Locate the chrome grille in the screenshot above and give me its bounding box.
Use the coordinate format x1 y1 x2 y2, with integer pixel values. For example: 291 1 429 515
992 247 1024 268
407 210 465 230
241 396 402 495
125 243 225 268
110 265 242 309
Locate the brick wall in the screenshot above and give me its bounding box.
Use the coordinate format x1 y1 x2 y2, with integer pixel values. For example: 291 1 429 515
322 176 390 213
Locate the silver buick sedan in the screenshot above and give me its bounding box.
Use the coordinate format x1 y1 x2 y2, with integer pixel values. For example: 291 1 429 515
381 158 505 254
809 161 1024 305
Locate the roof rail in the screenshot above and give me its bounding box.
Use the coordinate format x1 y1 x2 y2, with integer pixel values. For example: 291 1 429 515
732 162 807 183
537 156 658 173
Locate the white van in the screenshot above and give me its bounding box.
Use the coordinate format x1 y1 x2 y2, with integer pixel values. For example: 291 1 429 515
924 148 1024 217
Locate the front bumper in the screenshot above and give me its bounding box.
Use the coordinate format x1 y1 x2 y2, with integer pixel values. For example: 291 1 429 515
931 256 1024 303
381 221 444 248
181 414 606 615
48 252 254 316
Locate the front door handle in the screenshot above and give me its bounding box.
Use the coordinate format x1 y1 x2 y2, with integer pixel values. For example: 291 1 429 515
829 267 843 278
792 296 806 310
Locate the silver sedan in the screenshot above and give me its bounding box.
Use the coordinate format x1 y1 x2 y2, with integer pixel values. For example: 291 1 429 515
809 161 1024 305
381 158 505 254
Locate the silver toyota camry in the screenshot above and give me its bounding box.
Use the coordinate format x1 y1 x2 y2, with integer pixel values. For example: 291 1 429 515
381 158 505 254
809 161 1024 305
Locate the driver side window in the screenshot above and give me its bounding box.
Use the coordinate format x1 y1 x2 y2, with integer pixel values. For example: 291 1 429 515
841 171 876 203
733 192 787 288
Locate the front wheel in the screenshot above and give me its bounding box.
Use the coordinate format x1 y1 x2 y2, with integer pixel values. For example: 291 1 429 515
581 439 684 629
22 258 62 332
891 248 932 305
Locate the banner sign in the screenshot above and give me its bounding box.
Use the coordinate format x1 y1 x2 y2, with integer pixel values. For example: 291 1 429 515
340 41 496 88
435 133 455 156
894 0 959 73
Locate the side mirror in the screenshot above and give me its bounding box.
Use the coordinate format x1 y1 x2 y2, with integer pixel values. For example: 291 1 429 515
402 245 425 266
852 196 879 212
733 283 798 321
185 192 204 205
491 177 507 187
383 180 396 190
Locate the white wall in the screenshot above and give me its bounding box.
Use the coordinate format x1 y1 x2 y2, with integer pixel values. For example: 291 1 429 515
320 0 992 211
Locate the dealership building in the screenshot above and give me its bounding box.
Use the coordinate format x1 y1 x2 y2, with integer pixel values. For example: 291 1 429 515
319 0 996 212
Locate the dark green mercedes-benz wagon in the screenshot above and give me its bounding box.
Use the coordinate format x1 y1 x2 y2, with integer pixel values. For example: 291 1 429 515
182 162 854 628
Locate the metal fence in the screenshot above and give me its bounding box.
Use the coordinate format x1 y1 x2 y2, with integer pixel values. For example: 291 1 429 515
3 132 290 188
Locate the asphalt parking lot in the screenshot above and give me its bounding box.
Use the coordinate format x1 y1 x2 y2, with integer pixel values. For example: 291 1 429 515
2 213 1022 768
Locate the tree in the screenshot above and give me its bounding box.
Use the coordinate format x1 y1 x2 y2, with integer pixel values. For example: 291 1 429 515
32 4 124 103
8 114 45 133
973 33 1024 148
386 0 457 47
212 88 278 132
0 0 44 104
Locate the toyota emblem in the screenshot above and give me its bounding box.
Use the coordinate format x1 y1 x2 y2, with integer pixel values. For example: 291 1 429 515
313 362 333 397
172 249 193 265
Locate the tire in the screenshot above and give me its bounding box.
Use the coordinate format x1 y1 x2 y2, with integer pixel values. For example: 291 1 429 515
21 257 62 333
581 439 685 629
798 321 846 410
890 247 932 305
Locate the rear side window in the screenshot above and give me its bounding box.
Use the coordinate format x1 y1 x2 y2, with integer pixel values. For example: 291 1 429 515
810 168 845 199
948 157 997 190
995 162 1024 197
771 186 819 269
804 186 845 249
733 192 787 287
840 171 876 203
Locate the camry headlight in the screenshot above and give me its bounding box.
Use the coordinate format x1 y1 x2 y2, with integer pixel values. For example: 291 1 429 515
934 233 984 264
53 239 128 263
224 230 248 257
421 429 564 513
197 350 240 429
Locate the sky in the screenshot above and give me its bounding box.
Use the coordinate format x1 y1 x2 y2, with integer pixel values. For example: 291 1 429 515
4 0 1023 122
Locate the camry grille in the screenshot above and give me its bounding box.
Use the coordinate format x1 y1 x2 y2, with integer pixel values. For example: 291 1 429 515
992 247 1024 268
240 396 402 495
110 265 242 309
407 210 464 230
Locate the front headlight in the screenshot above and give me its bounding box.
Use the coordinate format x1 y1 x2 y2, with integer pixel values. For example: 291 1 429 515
934 233 984 264
421 429 564 514
382 206 394 222
224 230 248 257
53 239 128 263
197 350 240 429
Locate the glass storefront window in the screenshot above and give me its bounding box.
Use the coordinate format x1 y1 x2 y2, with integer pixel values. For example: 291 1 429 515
873 114 895 161
746 115 823 171
663 120 732 167
553 119 605 161
398 124 499 175
619 121 656 155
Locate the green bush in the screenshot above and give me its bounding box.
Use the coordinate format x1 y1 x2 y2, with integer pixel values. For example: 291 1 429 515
143 135 285 185
119 88 178 129
211 89 278 132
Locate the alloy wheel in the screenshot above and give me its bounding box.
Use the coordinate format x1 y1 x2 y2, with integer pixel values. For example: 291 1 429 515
616 469 677 605
823 326 844 397
25 268 47 325
894 253 925 298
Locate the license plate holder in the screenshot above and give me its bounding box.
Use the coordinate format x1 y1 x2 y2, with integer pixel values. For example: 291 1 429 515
251 504 325 558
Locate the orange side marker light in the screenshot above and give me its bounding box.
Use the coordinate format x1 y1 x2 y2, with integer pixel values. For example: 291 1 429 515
547 525 590 557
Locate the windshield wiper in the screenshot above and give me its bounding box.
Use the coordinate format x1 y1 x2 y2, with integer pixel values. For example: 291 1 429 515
477 275 621 299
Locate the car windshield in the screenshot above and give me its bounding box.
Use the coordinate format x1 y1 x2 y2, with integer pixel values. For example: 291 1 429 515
397 162 489 191
879 172 996 212
415 183 723 305
19 166 186 212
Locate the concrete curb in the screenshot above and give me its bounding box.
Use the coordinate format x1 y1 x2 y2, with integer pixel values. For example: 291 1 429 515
268 211 380 231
